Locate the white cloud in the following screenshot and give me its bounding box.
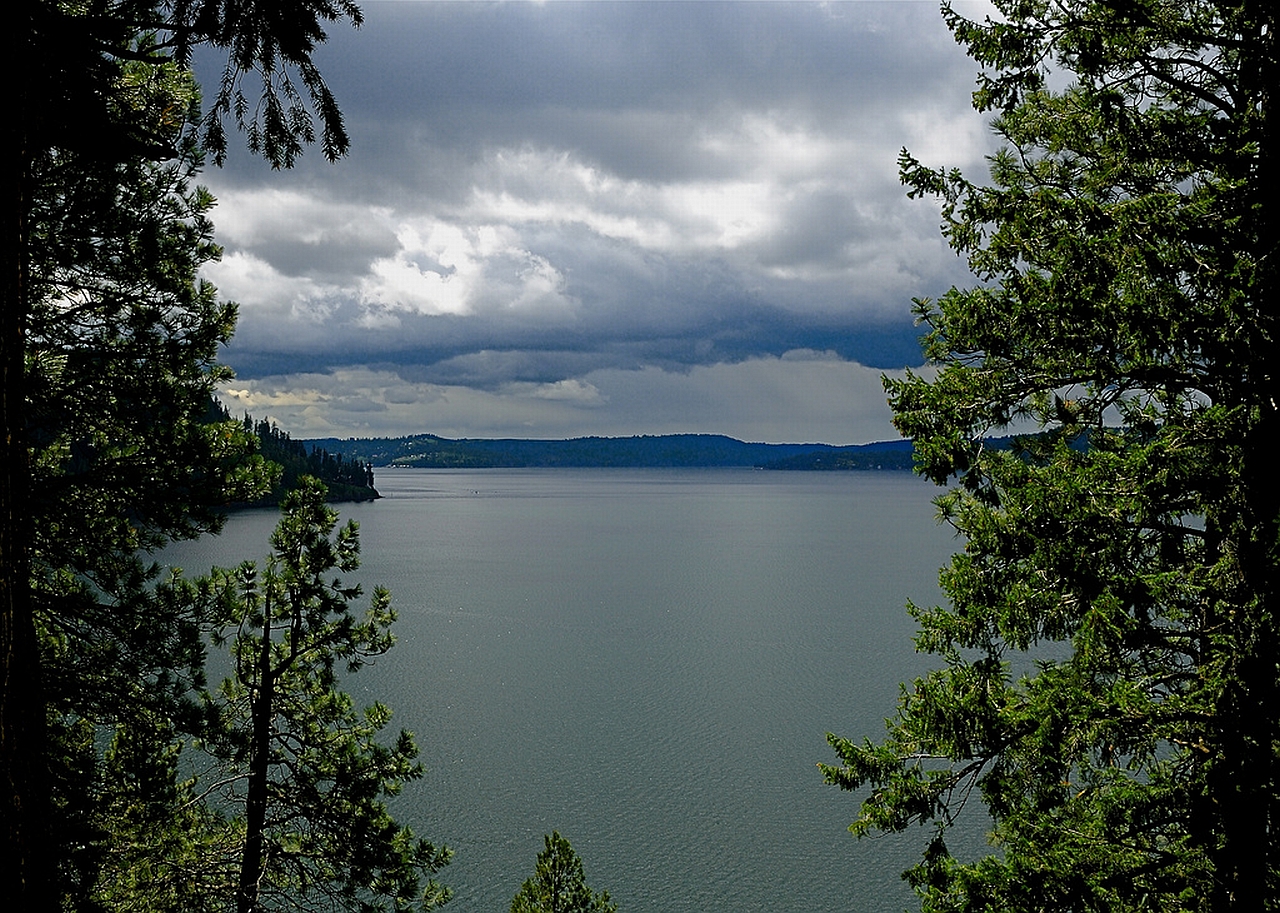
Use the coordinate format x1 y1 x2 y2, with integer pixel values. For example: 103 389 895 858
203 250 323 318
359 221 480 318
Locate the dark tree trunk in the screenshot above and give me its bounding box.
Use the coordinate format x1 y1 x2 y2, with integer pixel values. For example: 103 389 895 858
1 8 55 912
237 596 275 913
1209 5 1280 908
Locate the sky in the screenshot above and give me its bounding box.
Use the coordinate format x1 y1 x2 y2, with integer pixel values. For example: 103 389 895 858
196 1 997 444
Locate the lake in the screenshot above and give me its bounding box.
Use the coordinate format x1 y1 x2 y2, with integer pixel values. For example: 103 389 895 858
161 467 970 913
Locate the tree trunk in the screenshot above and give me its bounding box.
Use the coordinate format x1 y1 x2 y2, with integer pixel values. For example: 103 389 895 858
237 596 275 913
1209 5 1279 908
1 7 55 911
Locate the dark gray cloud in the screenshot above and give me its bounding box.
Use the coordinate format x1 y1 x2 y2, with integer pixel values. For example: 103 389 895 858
198 1 994 442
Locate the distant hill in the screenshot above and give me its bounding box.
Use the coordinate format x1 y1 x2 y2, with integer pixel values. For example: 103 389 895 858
302 433 917 471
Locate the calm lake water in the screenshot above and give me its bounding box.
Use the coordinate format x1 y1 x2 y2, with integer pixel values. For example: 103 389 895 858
162 467 970 913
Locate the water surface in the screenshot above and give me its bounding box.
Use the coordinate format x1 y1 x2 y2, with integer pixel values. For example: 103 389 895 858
164 468 966 913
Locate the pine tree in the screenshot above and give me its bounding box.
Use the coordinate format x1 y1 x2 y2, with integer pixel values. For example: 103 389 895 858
25 64 276 907
198 478 450 913
511 833 616 913
4 3 362 905
822 1 1278 910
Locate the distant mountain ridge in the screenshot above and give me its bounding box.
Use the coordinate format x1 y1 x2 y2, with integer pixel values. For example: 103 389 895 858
301 433 917 471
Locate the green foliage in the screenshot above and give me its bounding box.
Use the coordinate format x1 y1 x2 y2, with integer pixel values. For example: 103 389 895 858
27 83 272 571
7 2 364 905
208 401 380 505
89 712 237 913
511 833 616 913
23 0 363 169
822 1 1278 911
195 478 451 913
23 74 277 905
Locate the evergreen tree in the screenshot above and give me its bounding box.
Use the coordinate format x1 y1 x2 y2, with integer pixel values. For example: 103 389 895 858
89 708 239 913
25 64 277 909
4 3 361 906
511 833 616 913
198 478 450 913
207 400 379 505
822 1 1277 911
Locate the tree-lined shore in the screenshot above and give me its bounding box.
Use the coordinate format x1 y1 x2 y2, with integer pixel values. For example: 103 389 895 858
306 432 916 471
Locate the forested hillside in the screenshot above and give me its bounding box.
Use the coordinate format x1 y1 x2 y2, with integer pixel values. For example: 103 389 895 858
207 401 379 505
307 433 916 470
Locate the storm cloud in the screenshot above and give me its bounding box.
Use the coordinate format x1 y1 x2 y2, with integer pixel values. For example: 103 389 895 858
197 1 995 443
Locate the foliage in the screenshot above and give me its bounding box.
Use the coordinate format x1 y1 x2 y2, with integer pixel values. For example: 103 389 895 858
88 710 239 913
175 0 365 168
22 0 362 170
25 77 279 908
27 66 270 635
5 1 364 907
246 416 377 501
821 1 1277 911
194 478 450 913
510 833 616 913
208 400 379 504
